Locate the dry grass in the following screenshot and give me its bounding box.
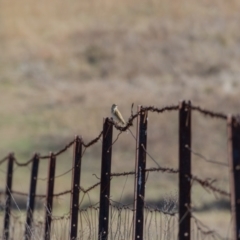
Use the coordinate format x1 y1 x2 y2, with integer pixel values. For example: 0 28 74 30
0 0 239 236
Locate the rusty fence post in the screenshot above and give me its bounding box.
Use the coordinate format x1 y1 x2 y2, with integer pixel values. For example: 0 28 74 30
3 153 14 240
25 153 40 240
44 153 56 240
98 118 113 240
228 115 240 240
133 106 148 240
179 100 191 240
70 136 82 240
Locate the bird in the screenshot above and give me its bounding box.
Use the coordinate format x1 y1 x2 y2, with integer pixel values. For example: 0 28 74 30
111 104 126 125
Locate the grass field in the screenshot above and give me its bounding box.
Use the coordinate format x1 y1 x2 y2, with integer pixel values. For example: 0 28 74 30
0 0 239 237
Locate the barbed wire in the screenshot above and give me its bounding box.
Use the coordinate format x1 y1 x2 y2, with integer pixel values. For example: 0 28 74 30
8 166 229 201
0 155 9 165
186 146 228 167
111 167 229 198
13 154 38 167
190 174 230 197
0 103 236 167
191 213 231 240
189 104 228 120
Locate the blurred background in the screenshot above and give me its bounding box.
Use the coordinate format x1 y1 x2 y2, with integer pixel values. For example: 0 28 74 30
0 0 240 236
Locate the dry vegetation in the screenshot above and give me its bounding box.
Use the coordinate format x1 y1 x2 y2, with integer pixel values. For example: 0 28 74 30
0 0 240 236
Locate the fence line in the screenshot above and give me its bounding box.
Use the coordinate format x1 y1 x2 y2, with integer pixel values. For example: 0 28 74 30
0 101 239 240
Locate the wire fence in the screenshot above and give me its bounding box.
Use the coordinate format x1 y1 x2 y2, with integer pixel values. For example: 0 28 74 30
0 101 239 240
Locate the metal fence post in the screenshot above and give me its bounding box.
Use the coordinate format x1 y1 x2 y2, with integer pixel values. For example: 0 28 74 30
25 153 40 240
98 118 113 240
228 115 240 240
179 100 191 240
3 153 14 240
133 106 148 240
70 136 82 240
44 153 56 240
133 105 140 240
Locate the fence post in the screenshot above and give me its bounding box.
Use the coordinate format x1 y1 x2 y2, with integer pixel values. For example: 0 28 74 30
25 153 40 240
44 153 56 240
98 118 113 240
133 105 140 240
179 100 191 240
3 153 14 240
228 115 240 240
133 106 148 240
70 136 82 240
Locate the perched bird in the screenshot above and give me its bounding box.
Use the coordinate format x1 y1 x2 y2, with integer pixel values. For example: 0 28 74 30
111 104 126 125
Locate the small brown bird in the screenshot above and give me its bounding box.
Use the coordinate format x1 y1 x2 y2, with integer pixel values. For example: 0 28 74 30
111 104 126 125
